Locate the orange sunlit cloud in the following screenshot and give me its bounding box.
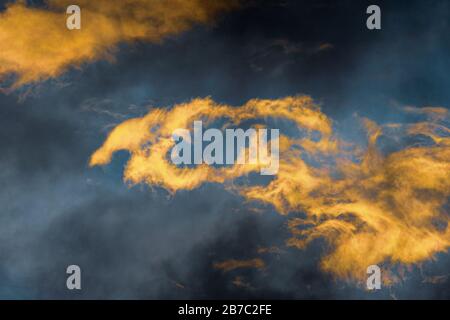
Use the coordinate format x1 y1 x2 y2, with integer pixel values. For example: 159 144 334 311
90 97 450 285
214 259 266 272
0 0 238 89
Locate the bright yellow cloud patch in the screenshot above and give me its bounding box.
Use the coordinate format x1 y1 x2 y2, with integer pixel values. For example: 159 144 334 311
0 0 238 88
90 97 450 285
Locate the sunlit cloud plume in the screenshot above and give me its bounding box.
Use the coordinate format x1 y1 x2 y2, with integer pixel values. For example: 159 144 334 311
90 96 450 285
0 0 239 89
89 96 334 191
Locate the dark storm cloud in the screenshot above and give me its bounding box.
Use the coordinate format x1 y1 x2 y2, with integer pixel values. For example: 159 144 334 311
0 0 449 299
44 0 449 116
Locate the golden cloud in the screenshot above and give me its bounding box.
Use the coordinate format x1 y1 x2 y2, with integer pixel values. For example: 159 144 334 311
214 259 266 272
0 0 238 88
90 96 450 285
89 96 333 192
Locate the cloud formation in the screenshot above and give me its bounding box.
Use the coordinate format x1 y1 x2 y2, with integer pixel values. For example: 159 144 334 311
90 97 450 285
0 0 238 88
214 259 266 272
90 96 334 190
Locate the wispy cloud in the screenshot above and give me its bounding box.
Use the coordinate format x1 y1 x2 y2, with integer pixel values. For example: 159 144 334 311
0 0 238 89
90 96 450 285
214 259 266 272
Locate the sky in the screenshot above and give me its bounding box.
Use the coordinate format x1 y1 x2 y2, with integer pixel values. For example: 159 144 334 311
0 0 449 299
